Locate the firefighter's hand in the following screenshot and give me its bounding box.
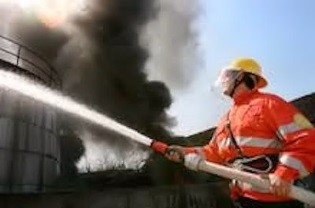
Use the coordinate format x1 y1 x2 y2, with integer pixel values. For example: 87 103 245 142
164 145 185 163
268 174 292 197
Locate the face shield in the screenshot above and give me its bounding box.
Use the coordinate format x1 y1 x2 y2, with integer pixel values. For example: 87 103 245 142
214 69 242 92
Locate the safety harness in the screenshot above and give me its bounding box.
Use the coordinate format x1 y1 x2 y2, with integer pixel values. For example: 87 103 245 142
225 112 279 174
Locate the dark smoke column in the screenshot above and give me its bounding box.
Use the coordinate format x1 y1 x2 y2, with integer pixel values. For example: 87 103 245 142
58 0 173 142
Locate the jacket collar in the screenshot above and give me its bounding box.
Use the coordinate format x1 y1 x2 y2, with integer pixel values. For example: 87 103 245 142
233 89 259 105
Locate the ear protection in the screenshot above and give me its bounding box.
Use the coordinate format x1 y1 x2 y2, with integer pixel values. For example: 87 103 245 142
243 73 257 89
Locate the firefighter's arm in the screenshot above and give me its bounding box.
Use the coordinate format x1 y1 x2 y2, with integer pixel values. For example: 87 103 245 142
197 141 224 164
266 95 315 182
165 137 224 164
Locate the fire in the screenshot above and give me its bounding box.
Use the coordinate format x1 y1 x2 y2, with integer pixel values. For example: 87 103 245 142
35 0 69 28
0 0 85 28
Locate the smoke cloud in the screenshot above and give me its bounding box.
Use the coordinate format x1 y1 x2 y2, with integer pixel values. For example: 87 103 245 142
142 0 200 90
0 2 68 62
55 0 174 171
0 0 199 172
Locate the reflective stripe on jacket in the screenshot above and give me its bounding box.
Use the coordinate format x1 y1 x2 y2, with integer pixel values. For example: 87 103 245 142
187 90 315 202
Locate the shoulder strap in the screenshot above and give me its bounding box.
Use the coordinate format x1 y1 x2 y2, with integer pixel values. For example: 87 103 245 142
226 111 245 158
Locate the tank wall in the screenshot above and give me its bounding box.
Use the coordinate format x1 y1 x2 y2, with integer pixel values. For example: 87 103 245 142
0 82 60 193
0 35 61 193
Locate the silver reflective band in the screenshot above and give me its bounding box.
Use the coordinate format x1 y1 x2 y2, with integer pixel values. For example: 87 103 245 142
195 147 206 160
278 122 302 137
218 136 282 150
279 154 310 178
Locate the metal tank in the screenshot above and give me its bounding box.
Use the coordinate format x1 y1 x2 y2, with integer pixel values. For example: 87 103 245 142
0 35 61 193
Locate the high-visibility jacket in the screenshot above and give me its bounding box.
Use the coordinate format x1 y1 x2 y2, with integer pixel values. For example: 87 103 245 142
186 90 315 202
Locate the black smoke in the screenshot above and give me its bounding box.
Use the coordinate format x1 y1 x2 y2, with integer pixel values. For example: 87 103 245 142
57 0 176 178
57 0 173 141
7 7 68 66
2 0 176 176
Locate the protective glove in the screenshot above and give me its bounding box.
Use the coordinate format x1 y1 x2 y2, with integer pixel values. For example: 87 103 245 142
184 153 203 171
268 173 292 197
164 145 185 163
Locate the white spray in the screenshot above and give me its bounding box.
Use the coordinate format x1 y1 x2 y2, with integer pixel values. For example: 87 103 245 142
0 70 154 151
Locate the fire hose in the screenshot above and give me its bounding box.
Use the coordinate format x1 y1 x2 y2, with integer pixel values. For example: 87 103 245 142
150 141 315 206
0 70 315 205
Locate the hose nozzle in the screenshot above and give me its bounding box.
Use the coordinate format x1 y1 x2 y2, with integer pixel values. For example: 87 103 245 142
150 140 168 154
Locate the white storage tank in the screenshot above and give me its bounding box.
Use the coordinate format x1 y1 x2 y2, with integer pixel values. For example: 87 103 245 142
0 35 61 193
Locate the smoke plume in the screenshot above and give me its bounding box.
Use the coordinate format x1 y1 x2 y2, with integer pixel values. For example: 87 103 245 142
142 0 200 90
58 0 172 134
0 0 199 172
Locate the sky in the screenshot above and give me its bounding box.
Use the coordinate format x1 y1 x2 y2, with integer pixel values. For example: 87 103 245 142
169 0 315 136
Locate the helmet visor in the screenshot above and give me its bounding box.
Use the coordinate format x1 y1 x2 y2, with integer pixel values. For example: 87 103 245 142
214 69 242 88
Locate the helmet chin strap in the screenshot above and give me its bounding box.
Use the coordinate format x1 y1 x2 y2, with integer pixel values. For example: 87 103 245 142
228 74 244 97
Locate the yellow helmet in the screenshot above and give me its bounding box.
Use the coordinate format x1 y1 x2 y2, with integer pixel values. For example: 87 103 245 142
225 58 268 88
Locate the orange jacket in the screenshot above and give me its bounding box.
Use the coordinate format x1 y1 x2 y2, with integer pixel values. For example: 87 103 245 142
186 90 315 202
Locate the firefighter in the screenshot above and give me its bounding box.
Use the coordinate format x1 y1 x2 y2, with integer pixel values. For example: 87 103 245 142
165 58 315 208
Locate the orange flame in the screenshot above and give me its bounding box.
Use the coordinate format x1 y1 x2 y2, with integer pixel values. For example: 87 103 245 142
36 0 69 28
0 0 78 28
